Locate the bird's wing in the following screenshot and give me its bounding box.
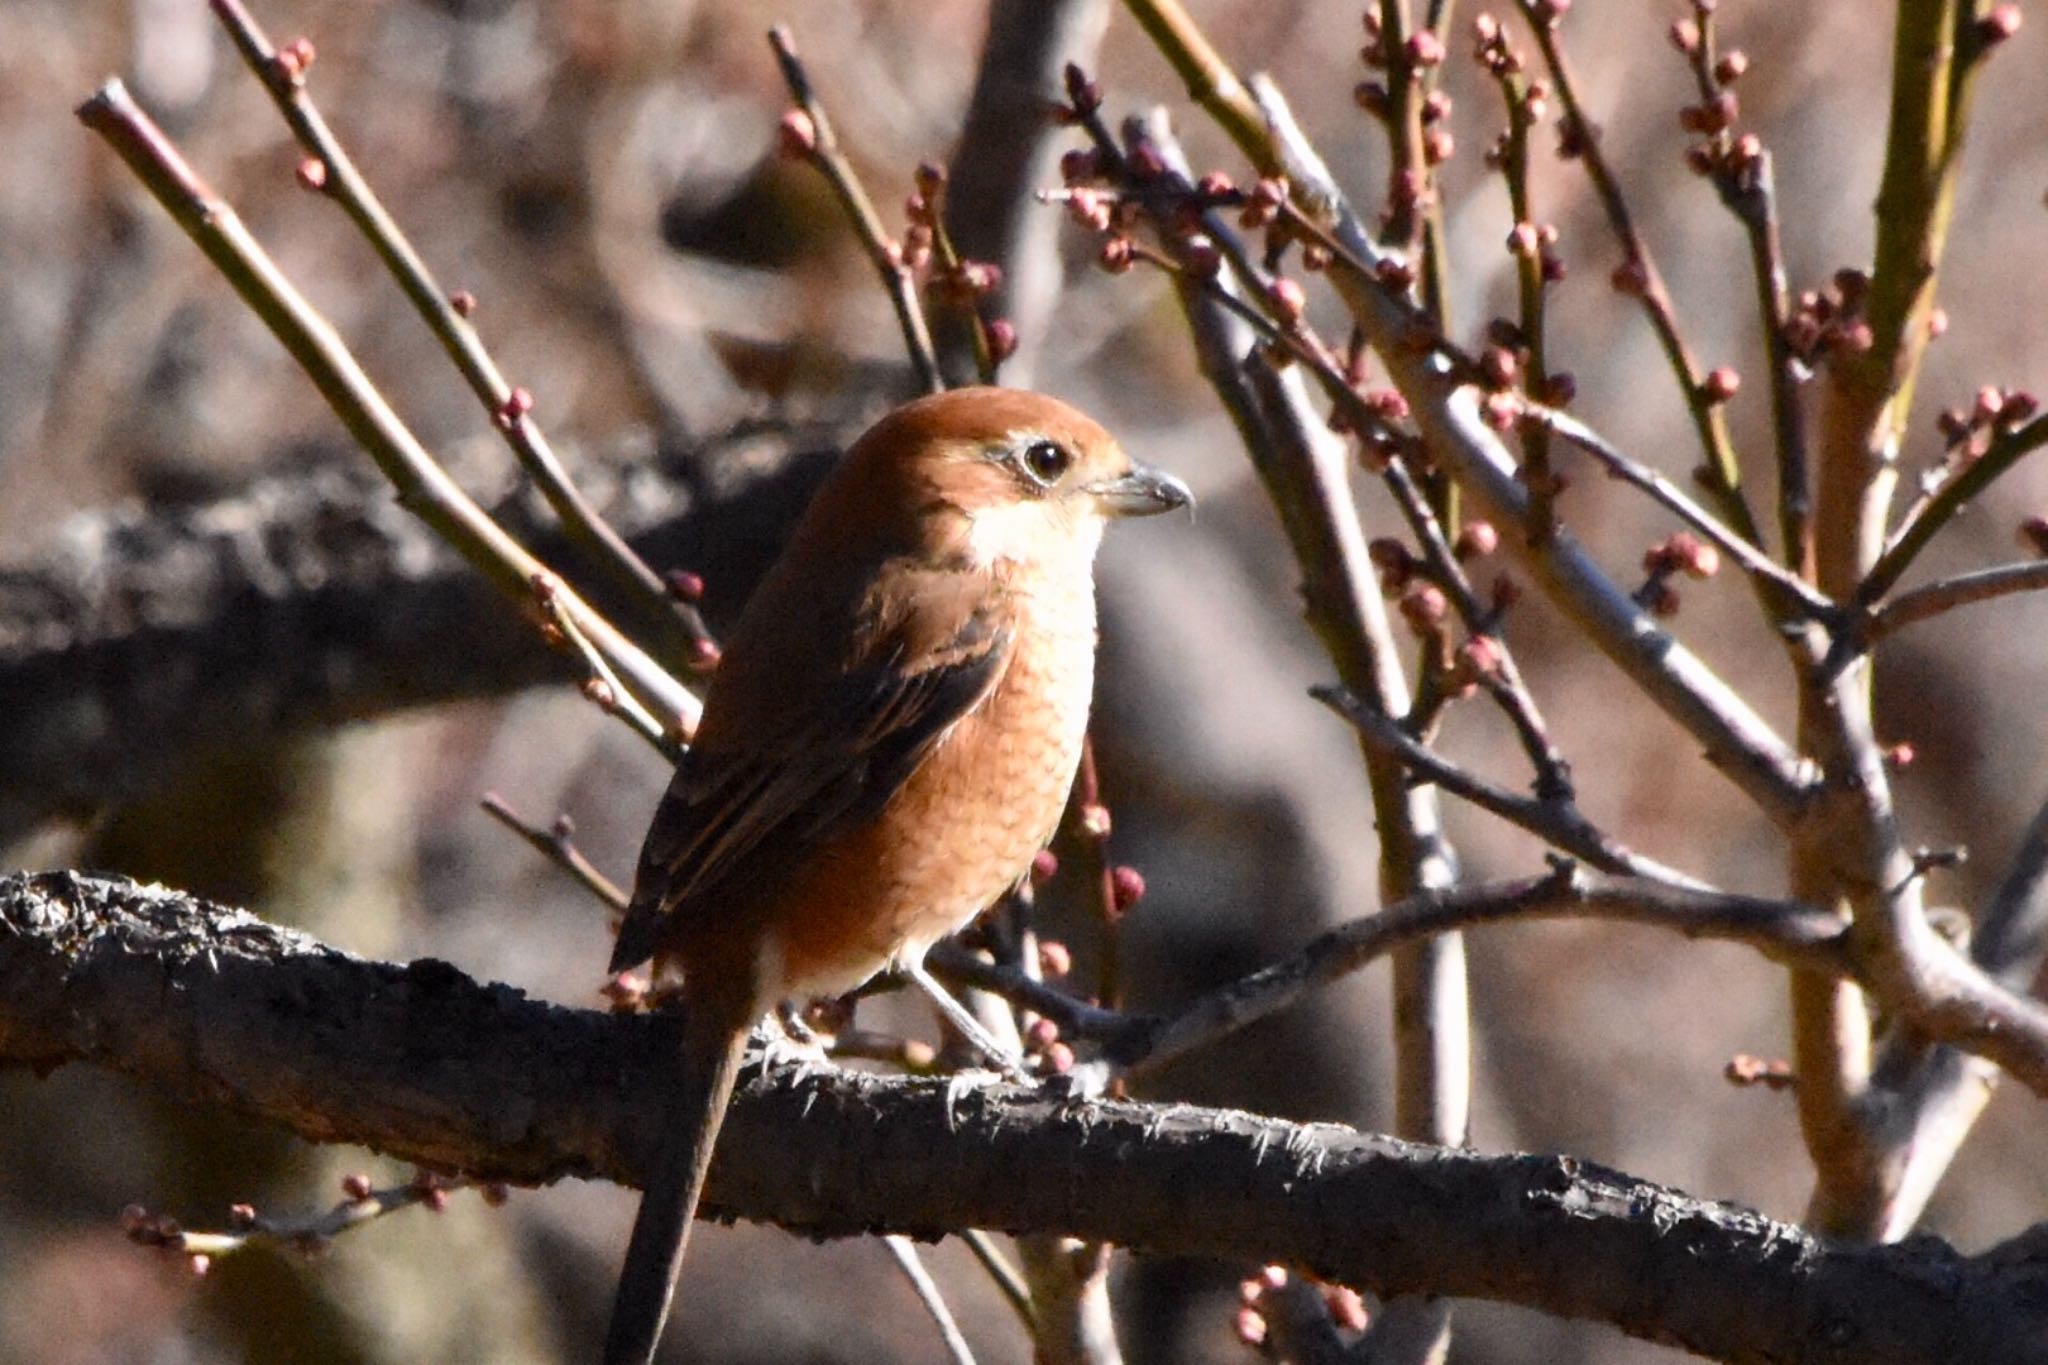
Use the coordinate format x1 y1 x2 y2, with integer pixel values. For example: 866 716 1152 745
609 573 1011 973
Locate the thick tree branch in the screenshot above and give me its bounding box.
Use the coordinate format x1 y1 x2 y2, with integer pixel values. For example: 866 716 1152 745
4 871 2047 1365
938 0 1109 388
0 443 829 840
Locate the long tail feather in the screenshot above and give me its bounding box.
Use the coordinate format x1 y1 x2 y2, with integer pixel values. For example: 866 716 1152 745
602 1002 754 1365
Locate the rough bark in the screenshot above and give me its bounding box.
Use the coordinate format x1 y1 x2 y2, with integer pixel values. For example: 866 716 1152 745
4 870 2046 1365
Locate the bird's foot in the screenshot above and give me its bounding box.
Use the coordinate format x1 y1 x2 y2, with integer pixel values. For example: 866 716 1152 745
941 1067 1005 1133
749 1016 830 1084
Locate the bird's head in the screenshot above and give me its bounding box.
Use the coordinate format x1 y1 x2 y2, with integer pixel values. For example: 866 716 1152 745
839 387 1191 572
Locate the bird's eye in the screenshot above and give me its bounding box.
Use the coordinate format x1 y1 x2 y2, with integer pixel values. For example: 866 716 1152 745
1018 440 1072 486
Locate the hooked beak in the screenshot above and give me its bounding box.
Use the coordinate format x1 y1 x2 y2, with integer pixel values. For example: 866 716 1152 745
1088 462 1194 518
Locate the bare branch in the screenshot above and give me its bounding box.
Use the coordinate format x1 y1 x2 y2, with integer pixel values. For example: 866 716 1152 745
73 80 702 739
1861 412 2048 605
1510 1 1761 546
1531 404 1834 621
1311 685 1709 888
1115 866 1850 1080
768 26 943 395
206 0 720 672
1093 36 1815 821
1865 559 2048 643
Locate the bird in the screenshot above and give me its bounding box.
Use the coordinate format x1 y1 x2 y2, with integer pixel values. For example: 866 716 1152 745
600 386 1189 1365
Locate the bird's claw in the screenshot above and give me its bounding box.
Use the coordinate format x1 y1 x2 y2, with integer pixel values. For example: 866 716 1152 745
1040 1059 1110 1105
941 1067 1005 1132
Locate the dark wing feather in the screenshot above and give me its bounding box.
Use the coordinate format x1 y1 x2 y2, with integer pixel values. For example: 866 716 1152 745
609 592 1009 974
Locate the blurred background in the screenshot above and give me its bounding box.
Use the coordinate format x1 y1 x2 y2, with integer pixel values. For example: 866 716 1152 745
4 0 2047 1361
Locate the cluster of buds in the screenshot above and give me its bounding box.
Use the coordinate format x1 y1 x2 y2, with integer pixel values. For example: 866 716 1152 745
121 1203 193 1254
1057 63 1103 125
1783 268 1876 364
1472 13 1524 80
1232 1266 1370 1348
599 969 648 1013
1056 139 1231 287
1239 175 1289 230
1503 220 1567 287
1671 8 1766 186
1974 5 2024 50
1370 548 1508 696
1360 12 1448 73
1343 388 1415 471
1678 105 1761 184
271 35 317 83
1724 1053 1796 1090
1937 384 2039 452
902 162 1017 363
1024 1016 1075 1075
1636 530 1722 616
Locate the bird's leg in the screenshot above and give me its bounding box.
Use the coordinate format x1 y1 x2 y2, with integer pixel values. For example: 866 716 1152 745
901 958 1034 1083
753 1012 828 1079
772 1001 825 1050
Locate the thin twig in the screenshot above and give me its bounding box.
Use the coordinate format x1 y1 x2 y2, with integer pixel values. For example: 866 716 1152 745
1482 38 1558 539
206 0 720 672
769 26 943 394
531 572 679 759
920 173 999 385
1530 405 1836 619
1376 457 1572 798
1095 33 1815 821
1314 684 1708 888
960 1230 1038 1335
74 81 703 741
479 793 629 914
926 944 1132 1045
1865 560 2048 643
1117 0 1272 169
881 1236 979 1365
1669 1 1814 577
1861 412 2048 604
1511 1 1762 549
1735 148 1812 578
1132 113 1471 1176
1066 738 1126 1014
1117 865 1850 1079
125 1170 505 1270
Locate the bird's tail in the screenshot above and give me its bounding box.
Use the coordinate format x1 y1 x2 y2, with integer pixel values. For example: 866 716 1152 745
602 998 755 1365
